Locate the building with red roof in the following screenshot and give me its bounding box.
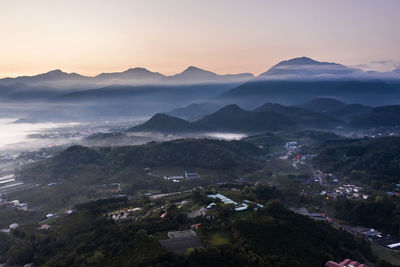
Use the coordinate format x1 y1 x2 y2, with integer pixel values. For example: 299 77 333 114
325 259 367 267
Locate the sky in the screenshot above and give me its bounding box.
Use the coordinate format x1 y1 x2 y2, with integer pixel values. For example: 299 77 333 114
0 0 399 78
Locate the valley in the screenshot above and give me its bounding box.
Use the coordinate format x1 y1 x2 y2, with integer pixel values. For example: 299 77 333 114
1 57 400 266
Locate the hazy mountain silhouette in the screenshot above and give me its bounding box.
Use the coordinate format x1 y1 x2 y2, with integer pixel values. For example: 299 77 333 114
166 102 221 121
259 57 359 78
49 83 236 104
301 98 372 121
3 57 400 123
221 79 398 108
193 104 296 132
95 67 165 82
0 66 253 89
127 113 204 133
0 69 88 87
349 105 400 128
18 82 240 122
126 104 298 133
163 66 254 84
253 102 343 128
220 57 400 108
331 104 372 121
301 98 347 113
0 83 33 97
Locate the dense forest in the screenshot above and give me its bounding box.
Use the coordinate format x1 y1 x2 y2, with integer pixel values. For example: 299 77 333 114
332 197 400 239
313 137 400 185
18 138 262 184
0 190 377 266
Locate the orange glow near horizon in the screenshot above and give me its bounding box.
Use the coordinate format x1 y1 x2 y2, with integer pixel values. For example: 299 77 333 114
0 0 399 78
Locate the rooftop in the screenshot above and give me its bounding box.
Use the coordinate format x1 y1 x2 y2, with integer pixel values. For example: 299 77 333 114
208 193 237 205
160 230 203 254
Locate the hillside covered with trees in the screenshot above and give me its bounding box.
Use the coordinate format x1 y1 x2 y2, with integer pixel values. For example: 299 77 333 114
313 137 400 185
0 191 375 266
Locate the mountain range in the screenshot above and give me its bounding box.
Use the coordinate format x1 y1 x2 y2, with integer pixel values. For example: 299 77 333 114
2 57 398 89
300 98 372 121
349 105 400 128
259 57 360 78
128 104 297 133
220 79 398 108
218 57 400 108
0 66 254 88
127 113 204 133
128 101 346 133
0 69 87 87
194 104 296 132
2 56 400 122
166 102 221 121
127 98 400 133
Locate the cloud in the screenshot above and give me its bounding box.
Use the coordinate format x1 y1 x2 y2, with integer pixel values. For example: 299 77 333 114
352 60 400 72
352 64 369 69
370 60 394 65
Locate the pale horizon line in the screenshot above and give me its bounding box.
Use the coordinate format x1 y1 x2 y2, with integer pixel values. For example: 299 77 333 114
1 56 399 79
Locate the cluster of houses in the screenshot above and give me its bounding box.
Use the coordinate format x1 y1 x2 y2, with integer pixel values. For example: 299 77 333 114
286 141 298 151
0 197 28 211
6 210 74 233
351 127 400 140
207 193 263 212
107 207 142 221
285 141 313 167
321 184 368 200
336 184 367 199
163 170 201 182
344 226 400 250
184 193 265 221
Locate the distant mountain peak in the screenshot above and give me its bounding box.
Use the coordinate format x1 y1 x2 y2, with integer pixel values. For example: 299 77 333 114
273 57 342 68
180 66 216 75
134 113 184 126
95 67 164 80
276 57 321 66
260 57 355 78
165 66 253 84
123 67 163 76
219 104 243 112
186 66 204 71
301 97 347 113
164 66 219 82
41 69 84 79
127 113 201 133
148 113 175 120
194 103 296 132
46 69 65 74
202 104 247 117
125 67 153 73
